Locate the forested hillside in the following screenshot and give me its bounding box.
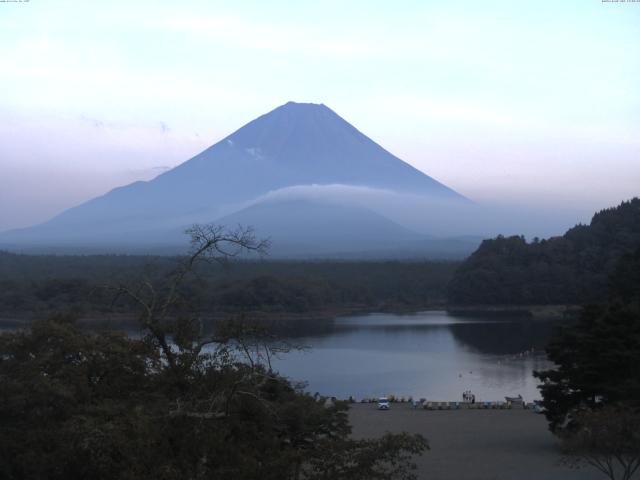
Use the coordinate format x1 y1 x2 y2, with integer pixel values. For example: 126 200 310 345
0 254 456 317
447 198 640 305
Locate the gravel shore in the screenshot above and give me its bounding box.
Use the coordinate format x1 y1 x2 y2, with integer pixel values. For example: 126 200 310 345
349 403 601 480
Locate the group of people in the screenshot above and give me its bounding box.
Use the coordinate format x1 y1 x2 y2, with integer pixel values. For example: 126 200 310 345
463 390 476 403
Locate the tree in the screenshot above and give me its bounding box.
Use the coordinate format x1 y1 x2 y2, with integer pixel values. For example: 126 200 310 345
534 248 640 479
561 407 640 480
0 224 428 480
534 248 640 432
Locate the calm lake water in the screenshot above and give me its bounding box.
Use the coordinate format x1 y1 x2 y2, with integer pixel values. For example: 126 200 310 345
270 311 558 402
0 310 559 403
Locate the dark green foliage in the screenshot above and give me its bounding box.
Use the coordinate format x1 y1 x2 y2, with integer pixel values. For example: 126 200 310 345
0 315 427 480
448 198 640 305
534 248 640 432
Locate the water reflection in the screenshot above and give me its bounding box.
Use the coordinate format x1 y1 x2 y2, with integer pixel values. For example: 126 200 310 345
271 311 557 402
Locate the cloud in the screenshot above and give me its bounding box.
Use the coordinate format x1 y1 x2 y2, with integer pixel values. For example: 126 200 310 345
253 184 397 204
223 183 587 239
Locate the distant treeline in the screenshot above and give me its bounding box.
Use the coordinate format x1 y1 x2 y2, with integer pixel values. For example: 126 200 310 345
6 197 638 315
447 198 640 305
0 254 458 316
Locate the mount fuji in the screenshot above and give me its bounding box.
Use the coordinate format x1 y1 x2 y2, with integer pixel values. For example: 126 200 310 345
1 102 478 257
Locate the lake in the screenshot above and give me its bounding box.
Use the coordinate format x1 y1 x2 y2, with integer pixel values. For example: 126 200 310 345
0 310 559 403
270 311 558 403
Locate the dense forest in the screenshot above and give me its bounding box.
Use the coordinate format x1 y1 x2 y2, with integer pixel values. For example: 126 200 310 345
447 198 640 305
0 253 457 321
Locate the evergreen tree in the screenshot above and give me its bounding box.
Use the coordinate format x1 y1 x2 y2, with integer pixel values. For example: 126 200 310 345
534 248 640 432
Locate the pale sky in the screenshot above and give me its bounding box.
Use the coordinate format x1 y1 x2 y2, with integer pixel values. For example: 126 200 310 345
1 0 639 231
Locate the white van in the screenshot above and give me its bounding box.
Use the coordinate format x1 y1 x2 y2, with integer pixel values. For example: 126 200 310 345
377 397 390 410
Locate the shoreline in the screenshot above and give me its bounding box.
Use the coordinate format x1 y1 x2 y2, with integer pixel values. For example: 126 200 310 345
0 303 578 331
445 304 581 320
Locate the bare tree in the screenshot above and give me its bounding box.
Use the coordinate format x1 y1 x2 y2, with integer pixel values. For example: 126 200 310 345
103 224 296 420
562 406 640 480
108 224 270 371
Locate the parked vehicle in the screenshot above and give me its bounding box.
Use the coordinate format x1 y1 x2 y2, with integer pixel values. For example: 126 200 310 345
377 397 390 410
533 400 546 414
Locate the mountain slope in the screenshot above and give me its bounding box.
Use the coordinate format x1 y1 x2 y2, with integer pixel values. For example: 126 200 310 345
216 198 422 257
1 102 468 254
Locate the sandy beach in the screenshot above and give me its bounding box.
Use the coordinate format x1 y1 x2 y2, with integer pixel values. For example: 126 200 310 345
349 403 602 480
